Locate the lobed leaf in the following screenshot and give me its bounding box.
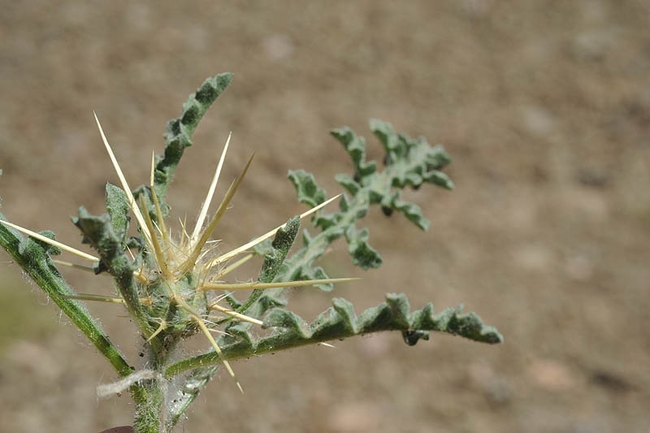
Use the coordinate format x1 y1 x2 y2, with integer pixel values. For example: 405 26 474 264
105 183 131 246
165 293 503 377
281 119 455 280
153 72 233 202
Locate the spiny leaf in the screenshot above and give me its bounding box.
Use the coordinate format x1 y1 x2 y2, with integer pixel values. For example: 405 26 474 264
72 207 159 351
330 126 378 180
153 72 233 202
175 216 302 416
287 170 327 207
234 217 301 321
105 183 130 245
165 293 502 377
281 119 455 282
345 226 382 269
262 292 504 345
259 216 301 282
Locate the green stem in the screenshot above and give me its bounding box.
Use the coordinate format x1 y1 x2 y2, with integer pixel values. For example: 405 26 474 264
0 212 132 377
132 380 166 433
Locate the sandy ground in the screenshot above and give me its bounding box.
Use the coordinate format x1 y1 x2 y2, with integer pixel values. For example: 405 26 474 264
1 1 649 432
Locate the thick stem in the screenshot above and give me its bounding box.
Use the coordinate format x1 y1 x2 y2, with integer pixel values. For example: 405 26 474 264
132 380 166 433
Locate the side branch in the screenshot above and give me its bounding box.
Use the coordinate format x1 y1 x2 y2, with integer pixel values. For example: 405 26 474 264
0 212 133 378
165 293 503 377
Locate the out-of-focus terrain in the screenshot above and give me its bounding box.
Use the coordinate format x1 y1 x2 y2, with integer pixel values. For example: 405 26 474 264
0 2 649 432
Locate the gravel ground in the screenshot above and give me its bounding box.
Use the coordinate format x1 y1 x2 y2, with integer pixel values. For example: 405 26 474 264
0 1 649 432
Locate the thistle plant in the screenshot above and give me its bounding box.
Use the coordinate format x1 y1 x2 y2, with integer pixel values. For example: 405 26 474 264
0 73 502 433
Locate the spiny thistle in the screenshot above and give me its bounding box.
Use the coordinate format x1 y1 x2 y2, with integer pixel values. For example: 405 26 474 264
0 73 502 433
0 112 351 394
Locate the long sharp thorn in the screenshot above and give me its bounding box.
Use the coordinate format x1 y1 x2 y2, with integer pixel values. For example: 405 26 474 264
200 277 358 292
52 260 96 273
192 315 243 393
59 293 126 304
178 154 254 275
172 296 243 392
139 197 169 277
150 152 170 247
209 304 264 326
209 194 341 267
209 253 254 279
0 220 99 262
191 132 232 245
93 112 152 247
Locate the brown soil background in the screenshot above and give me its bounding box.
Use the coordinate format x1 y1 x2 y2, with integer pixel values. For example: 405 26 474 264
1 1 649 432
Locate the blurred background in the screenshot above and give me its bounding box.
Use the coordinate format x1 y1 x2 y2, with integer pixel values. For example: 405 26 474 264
1 1 649 432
